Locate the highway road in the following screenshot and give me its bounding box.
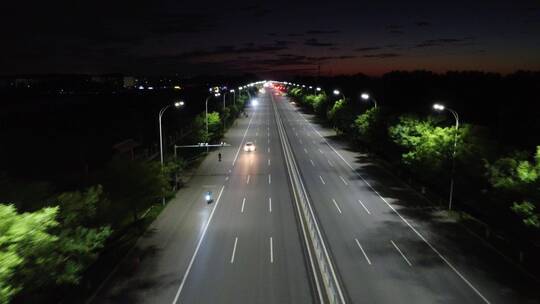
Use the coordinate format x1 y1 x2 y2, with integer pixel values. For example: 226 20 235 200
89 90 313 303
89 84 539 304
272 86 539 304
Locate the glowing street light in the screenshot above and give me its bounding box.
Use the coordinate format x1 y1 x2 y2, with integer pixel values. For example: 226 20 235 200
360 92 378 108
433 103 460 211
158 100 185 204
159 101 185 167
316 87 322 92
333 89 346 101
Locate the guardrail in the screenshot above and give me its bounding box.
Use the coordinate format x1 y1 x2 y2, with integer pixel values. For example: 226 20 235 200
271 94 346 304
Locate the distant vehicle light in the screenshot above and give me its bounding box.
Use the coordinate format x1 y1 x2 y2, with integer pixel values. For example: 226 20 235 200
148 86 154 90
138 86 145 90
174 85 181 90
244 142 256 152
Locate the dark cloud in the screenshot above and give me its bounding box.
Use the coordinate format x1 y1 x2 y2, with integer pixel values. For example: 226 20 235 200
274 40 296 46
354 47 382 52
305 38 336 47
388 30 405 35
363 53 401 58
415 21 432 27
148 13 217 35
288 33 304 37
267 32 278 36
306 29 340 35
240 4 272 18
385 24 402 30
179 44 288 60
250 53 354 68
414 36 475 48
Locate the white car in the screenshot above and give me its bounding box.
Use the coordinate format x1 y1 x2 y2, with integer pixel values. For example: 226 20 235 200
244 142 256 152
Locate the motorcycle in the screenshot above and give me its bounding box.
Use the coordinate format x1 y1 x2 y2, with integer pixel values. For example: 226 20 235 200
205 191 213 204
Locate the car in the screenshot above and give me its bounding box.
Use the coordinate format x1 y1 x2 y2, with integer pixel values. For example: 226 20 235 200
244 141 256 152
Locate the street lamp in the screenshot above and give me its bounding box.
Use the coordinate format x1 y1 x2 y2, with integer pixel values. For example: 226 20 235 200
205 93 221 151
230 89 236 105
333 89 346 101
433 103 460 211
361 92 378 108
159 101 185 167
158 100 184 205
316 87 322 92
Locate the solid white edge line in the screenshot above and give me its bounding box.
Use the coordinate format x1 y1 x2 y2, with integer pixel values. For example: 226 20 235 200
319 175 326 185
391 240 412 266
297 99 491 304
230 237 238 264
232 114 255 166
355 239 372 265
241 197 246 213
332 198 342 214
172 185 226 304
358 199 371 215
339 175 348 186
270 237 274 263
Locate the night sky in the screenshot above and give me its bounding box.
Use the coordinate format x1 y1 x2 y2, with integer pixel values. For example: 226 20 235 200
2 0 540 77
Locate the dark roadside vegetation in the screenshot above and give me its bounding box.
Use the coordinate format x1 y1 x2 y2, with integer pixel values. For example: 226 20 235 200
287 70 540 276
0 74 255 304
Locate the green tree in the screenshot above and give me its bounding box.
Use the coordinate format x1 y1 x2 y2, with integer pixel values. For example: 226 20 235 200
303 93 328 118
389 115 472 176
97 158 168 222
207 111 222 142
0 199 110 303
486 146 540 228
327 99 354 133
353 107 381 144
0 204 58 303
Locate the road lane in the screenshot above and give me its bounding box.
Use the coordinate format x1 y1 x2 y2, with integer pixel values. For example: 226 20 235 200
90 91 313 304
273 88 539 304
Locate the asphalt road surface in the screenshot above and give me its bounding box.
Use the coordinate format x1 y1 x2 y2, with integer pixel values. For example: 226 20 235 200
89 86 539 304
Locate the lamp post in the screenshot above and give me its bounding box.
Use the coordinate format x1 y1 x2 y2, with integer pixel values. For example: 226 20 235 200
159 101 184 167
158 100 184 205
230 89 236 105
433 103 460 211
205 93 220 152
333 89 346 101
361 92 378 108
